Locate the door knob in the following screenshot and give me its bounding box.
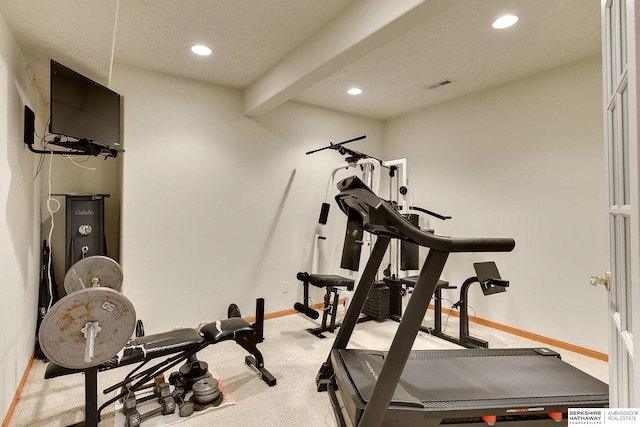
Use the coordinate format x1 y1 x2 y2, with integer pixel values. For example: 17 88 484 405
590 272 611 291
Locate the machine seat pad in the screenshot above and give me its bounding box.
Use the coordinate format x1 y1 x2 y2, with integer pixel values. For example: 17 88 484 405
308 274 355 290
120 328 205 365
200 317 255 344
400 276 451 289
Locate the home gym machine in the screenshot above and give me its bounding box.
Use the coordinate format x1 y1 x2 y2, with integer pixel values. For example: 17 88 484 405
39 256 276 427
315 176 608 427
294 135 408 336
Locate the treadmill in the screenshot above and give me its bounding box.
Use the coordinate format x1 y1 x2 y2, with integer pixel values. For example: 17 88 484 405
316 176 608 427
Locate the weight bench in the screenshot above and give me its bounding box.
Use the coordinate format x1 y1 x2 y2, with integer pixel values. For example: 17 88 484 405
294 273 354 338
44 299 276 426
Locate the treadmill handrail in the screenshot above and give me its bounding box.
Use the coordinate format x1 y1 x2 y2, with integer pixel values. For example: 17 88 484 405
335 177 515 253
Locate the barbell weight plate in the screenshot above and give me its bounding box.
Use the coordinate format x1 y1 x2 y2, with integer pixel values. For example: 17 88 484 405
191 392 224 410
227 303 241 318
38 287 136 369
64 256 124 294
192 377 219 395
191 378 221 403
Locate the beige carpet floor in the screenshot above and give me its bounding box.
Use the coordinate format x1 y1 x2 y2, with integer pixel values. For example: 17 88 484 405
8 310 608 427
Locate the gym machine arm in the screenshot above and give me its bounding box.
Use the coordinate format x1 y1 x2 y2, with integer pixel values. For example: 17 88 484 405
454 270 509 348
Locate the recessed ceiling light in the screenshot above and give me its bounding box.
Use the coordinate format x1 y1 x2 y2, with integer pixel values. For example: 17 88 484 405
347 87 362 95
492 14 519 29
191 44 212 56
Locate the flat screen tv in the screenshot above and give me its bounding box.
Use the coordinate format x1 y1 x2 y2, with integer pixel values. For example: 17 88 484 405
49 60 123 156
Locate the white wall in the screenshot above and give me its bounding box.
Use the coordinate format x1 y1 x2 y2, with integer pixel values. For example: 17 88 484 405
110 63 384 334
112 57 608 352
384 56 608 353
0 12 42 423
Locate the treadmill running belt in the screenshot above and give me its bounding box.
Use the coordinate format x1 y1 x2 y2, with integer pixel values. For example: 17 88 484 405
337 348 608 410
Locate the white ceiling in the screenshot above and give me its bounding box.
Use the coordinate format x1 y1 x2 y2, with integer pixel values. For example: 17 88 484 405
0 0 601 120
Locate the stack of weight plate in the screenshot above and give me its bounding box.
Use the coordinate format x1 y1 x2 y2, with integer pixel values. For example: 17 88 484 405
383 278 404 318
191 378 223 410
362 282 390 321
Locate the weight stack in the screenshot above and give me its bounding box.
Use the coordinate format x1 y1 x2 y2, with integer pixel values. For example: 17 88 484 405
363 282 390 321
383 278 403 318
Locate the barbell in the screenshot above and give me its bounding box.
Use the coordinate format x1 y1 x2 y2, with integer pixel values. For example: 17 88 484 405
38 256 136 370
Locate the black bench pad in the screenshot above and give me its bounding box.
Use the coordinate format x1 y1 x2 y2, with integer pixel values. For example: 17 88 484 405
44 328 204 379
200 317 255 344
45 319 255 379
308 274 354 290
120 328 205 365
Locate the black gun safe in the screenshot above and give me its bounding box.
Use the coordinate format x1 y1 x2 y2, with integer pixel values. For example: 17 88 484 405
64 194 108 273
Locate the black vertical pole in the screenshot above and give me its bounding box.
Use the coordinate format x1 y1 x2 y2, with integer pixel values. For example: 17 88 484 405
255 298 265 343
85 366 98 427
433 287 443 333
459 277 477 343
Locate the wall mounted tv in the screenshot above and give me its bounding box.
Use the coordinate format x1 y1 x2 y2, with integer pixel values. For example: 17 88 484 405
49 59 123 157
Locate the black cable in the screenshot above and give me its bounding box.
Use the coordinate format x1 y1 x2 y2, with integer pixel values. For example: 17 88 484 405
33 119 52 180
441 298 457 333
409 206 452 221
467 304 477 321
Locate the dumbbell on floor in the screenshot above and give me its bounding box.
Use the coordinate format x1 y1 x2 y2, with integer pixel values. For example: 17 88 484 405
125 396 175 427
124 383 176 427
128 382 170 406
175 394 195 417
120 375 165 402
169 387 194 418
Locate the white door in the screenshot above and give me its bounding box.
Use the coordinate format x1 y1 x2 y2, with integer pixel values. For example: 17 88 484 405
601 0 640 407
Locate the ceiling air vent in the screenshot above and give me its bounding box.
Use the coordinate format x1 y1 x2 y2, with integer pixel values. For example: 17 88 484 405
426 79 454 90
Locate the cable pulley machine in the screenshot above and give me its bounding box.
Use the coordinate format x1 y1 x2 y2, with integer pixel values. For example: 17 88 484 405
294 136 409 333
